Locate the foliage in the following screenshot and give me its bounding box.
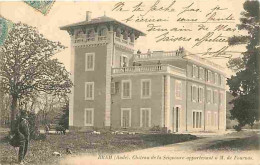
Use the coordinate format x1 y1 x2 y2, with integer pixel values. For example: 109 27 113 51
227 1 259 130
57 101 69 130
27 111 40 140
233 125 242 132
0 23 73 130
0 131 197 165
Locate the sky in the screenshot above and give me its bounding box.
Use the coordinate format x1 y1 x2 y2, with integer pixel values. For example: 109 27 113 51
0 0 247 77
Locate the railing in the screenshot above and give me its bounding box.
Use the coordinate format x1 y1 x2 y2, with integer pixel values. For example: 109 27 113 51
129 42 134 46
135 50 224 71
115 37 121 42
98 36 107 41
184 51 224 70
112 64 185 75
135 51 184 59
72 34 107 44
122 39 128 44
114 34 134 47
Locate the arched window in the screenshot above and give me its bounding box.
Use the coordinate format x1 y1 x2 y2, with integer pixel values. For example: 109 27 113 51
130 33 135 43
86 29 94 38
98 27 107 36
116 28 121 37
123 31 128 40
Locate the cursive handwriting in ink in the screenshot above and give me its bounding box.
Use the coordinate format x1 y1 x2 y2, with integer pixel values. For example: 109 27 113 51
193 32 228 47
146 24 192 32
202 46 233 59
182 46 243 59
141 0 176 16
123 15 169 23
204 12 235 23
177 2 201 16
155 32 192 43
132 2 145 12
206 5 228 17
112 2 129 12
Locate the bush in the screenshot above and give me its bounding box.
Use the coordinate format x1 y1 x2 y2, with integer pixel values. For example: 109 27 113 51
34 133 47 141
55 125 66 134
27 111 40 140
233 125 242 132
150 125 161 132
58 102 69 130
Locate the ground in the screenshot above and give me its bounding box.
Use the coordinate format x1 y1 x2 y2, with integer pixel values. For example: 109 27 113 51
0 129 196 165
0 128 259 165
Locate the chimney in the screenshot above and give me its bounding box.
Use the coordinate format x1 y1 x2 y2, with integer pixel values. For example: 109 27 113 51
86 11 92 21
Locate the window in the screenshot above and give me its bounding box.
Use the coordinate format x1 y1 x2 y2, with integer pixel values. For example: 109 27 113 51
86 29 94 38
192 110 202 128
213 90 218 104
219 92 224 105
191 85 197 102
85 53 95 71
192 65 198 78
198 86 204 102
175 80 182 100
215 73 218 85
199 67 204 80
222 76 225 86
120 55 128 67
123 31 128 40
206 88 212 103
116 28 121 37
140 108 151 127
214 112 218 127
141 79 151 98
98 27 107 36
84 108 94 126
207 70 212 82
121 108 131 128
122 80 131 99
212 72 216 84
85 82 94 100
111 82 116 94
111 82 120 95
207 111 211 126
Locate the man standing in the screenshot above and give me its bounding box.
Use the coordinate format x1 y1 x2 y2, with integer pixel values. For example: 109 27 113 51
16 110 30 164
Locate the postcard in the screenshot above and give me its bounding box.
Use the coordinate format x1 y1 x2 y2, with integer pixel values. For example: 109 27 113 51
0 0 259 165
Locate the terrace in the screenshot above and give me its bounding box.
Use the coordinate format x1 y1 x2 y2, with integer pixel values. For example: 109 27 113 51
71 33 135 49
112 64 186 77
134 50 224 71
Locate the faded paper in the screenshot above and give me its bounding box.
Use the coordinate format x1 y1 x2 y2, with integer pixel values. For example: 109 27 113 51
0 0 259 165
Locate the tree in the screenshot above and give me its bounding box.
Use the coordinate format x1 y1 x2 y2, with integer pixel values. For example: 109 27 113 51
58 101 69 130
227 1 259 130
0 23 73 131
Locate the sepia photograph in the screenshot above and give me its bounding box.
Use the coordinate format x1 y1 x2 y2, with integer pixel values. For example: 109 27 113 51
0 0 259 164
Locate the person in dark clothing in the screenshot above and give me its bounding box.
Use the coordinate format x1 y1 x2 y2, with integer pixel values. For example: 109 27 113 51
16 110 30 164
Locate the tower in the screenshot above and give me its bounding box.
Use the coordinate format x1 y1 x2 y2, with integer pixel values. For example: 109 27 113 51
60 12 145 129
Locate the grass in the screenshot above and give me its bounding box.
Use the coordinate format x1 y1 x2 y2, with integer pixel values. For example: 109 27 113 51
205 134 260 151
0 131 197 165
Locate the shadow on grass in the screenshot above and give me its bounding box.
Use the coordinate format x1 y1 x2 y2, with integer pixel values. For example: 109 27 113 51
198 135 260 151
141 134 198 147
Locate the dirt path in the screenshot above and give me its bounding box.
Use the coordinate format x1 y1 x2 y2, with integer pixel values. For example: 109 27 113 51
59 131 260 165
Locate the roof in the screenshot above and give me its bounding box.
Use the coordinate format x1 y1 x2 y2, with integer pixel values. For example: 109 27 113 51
60 16 146 36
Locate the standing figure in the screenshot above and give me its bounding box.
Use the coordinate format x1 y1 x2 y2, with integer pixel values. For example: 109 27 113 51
16 110 30 164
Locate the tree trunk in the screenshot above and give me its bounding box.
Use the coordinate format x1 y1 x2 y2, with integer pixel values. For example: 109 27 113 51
10 95 18 132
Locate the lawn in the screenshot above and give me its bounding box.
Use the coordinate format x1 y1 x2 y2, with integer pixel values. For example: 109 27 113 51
204 132 260 151
0 131 197 165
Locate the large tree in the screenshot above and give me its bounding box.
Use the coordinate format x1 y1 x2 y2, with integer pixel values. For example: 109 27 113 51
227 1 259 129
0 23 72 131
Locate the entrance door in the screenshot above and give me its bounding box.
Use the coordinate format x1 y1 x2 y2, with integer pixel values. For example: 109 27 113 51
173 107 180 132
176 107 179 132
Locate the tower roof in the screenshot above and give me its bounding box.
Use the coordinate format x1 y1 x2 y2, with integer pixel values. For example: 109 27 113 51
60 15 146 36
